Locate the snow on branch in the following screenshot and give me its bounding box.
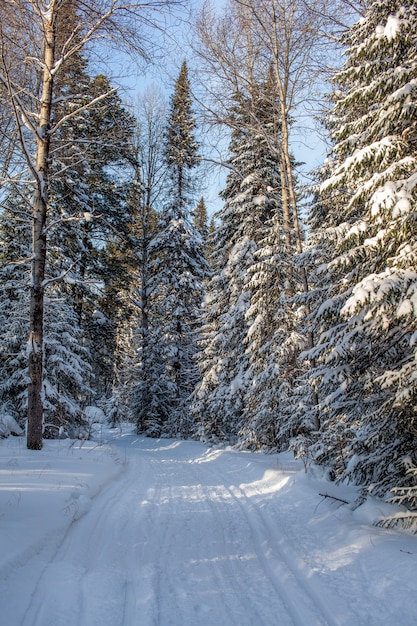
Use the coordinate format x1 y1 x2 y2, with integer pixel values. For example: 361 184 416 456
50 89 117 135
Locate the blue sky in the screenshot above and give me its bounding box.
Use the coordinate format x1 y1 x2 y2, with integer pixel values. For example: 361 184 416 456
101 0 329 217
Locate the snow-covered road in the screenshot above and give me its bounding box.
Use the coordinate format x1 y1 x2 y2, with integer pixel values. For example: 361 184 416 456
2 431 417 625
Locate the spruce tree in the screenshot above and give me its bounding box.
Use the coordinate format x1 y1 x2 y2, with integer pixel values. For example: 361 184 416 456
50 62 136 401
0 196 32 430
241 201 301 450
192 90 281 442
193 197 210 253
111 172 160 422
134 62 208 437
0 190 92 438
308 0 417 508
115 88 169 429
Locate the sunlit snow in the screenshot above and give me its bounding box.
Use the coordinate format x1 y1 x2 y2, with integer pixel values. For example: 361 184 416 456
1 426 417 625
384 16 402 41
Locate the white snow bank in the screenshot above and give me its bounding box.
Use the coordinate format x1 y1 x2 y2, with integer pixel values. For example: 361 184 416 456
0 435 125 582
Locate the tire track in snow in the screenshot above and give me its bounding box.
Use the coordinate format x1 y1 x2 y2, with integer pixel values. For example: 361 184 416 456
169 463 265 624
18 436 348 625
144 441 305 625
21 467 128 626
142 443 261 625
183 458 289 625
195 452 340 626
229 482 337 626
21 438 161 626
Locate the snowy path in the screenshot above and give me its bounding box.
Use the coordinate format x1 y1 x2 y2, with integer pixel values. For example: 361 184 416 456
2 432 417 625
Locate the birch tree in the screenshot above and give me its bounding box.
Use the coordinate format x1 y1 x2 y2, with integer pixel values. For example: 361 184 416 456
112 87 166 415
193 1 330 433
0 0 183 449
195 0 328 267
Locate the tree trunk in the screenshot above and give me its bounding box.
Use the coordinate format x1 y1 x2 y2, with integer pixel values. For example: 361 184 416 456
27 18 55 450
271 11 320 427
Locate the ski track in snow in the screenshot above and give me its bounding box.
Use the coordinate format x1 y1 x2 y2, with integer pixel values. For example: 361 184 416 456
3 433 415 625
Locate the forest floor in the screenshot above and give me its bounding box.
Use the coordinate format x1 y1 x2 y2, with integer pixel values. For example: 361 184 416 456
1 425 417 625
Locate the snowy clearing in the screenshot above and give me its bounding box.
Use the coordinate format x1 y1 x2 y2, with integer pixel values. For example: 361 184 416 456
1 427 417 626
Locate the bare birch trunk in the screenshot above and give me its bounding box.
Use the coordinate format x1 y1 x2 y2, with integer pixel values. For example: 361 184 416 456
280 102 319 425
27 18 55 450
270 2 319 425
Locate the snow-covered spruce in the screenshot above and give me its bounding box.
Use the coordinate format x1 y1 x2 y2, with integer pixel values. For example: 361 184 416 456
133 62 209 438
306 0 417 510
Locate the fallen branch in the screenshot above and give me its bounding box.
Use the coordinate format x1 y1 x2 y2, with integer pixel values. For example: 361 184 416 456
319 492 349 505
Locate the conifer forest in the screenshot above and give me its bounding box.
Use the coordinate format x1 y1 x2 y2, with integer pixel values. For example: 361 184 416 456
0 0 416 525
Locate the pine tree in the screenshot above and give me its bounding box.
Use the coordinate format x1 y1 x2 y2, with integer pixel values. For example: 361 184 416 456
241 202 302 450
164 61 199 204
42 289 93 438
308 0 417 507
0 196 32 430
284 169 336 457
115 87 168 420
110 172 160 420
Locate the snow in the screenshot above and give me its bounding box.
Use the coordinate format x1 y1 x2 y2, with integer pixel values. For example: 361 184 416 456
0 414 24 438
253 195 267 206
397 298 413 318
84 405 106 425
370 181 413 219
92 310 107 324
384 16 402 41
375 16 403 41
230 372 244 394
1 426 417 625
